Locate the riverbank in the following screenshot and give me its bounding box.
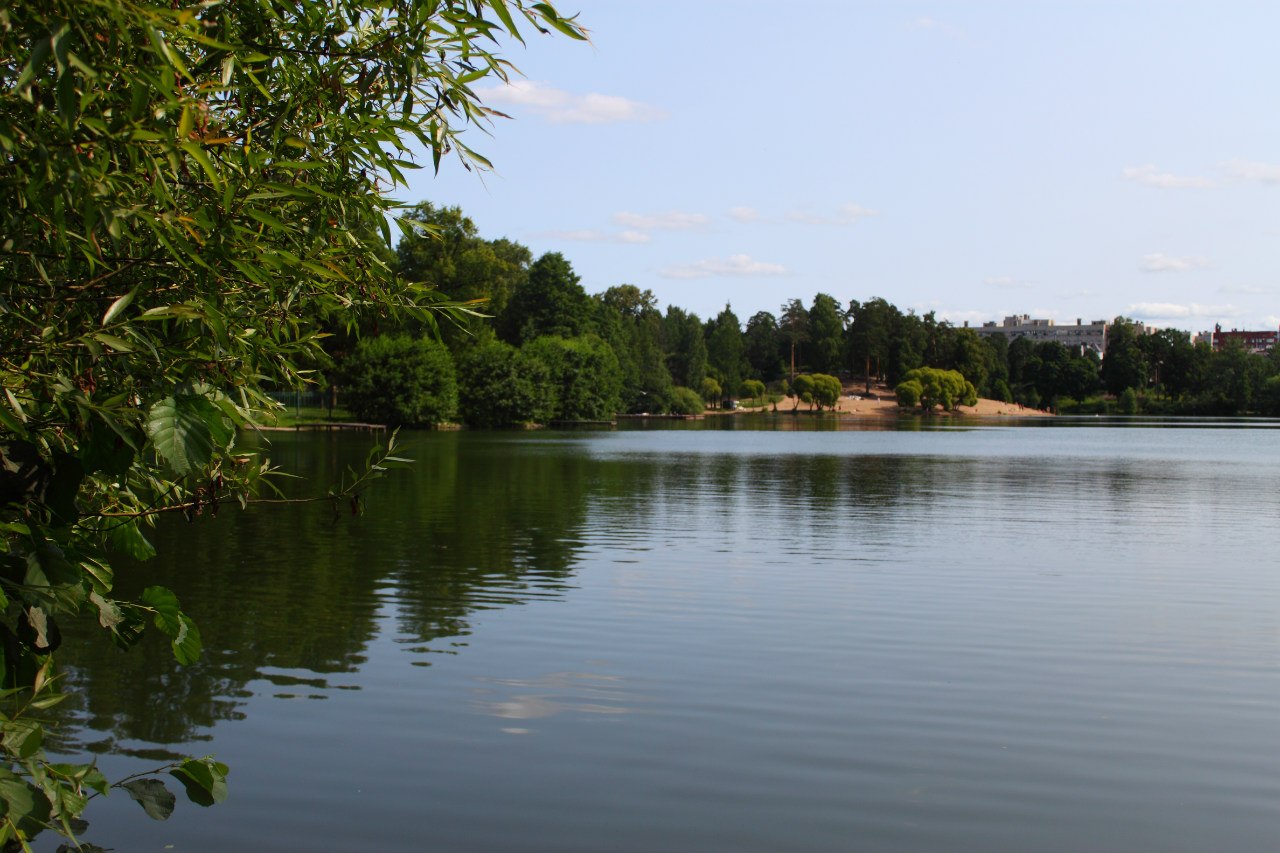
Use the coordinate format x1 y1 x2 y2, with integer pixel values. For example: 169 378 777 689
740 383 1053 418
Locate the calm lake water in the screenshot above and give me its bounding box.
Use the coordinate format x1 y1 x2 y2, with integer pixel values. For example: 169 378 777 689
51 417 1280 852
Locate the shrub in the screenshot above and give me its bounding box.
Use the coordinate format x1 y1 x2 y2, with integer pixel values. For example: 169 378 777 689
699 377 722 404
1117 387 1139 414
522 335 621 421
342 334 457 426
669 386 705 415
895 379 922 408
457 341 550 428
809 373 842 409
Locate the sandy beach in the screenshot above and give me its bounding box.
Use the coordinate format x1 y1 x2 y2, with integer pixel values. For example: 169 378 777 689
744 382 1052 418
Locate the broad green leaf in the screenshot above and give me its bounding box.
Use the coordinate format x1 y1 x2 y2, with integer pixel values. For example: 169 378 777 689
145 395 215 475
140 586 182 635
141 586 202 664
25 542 79 588
0 768 51 838
88 591 123 631
79 557 113 592
169 758 228 807
122 778 175 821
107 520 156 561
2 719 42 760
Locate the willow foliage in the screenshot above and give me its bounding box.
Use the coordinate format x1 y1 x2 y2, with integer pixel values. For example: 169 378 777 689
0 0 584 847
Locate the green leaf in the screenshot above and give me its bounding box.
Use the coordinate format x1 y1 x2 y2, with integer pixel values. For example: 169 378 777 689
169 758 228 807
88 591 123 631
25 541 79 588
107 520 156 561
91 332 133 353
79 557 113 592
146 394 216 475
486 0 525 42
101 287 137 326
0 768 52 838
2 719 43 760
122 778 175 821
141 586 202 664
140 585 181 631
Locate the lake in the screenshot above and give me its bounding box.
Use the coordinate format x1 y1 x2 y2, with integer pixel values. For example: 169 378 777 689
51 417 1280 852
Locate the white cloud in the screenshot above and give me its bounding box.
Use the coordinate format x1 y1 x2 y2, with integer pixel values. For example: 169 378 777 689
728 206 761 223
1125 302 1241 322
907 15 963 38
481 81 665 124
1122 164 1215 189
786 203 879 226
612 210 710 231
539 229 651 244
838 202 879 219
1218 283 1267 295
1141 252 1208 272
658 254 788 280
936 309 990 327
1223 159 1280 184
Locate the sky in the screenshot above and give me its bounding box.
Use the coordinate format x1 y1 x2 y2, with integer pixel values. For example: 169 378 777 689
401 0 1280 333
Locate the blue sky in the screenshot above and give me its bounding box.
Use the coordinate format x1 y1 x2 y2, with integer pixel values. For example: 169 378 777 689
402 0 1280 333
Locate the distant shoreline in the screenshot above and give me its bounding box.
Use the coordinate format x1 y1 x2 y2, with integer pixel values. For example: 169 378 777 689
731 383 1053 419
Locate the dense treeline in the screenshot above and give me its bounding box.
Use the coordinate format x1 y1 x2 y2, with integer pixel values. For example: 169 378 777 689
334 202 1280 425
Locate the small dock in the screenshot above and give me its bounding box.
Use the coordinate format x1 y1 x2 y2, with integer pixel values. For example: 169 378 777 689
616 413 703 421
254 422 387 432
548 419 617 429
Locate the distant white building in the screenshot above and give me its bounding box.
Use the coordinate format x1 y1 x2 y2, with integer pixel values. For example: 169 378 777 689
968 315 1110 355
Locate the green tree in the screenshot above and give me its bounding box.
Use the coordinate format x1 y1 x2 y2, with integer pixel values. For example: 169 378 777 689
780 298 809 379
740 379 766 404
895 379 923 409
949 329 991 395
809 373 842 410
668 387 705 416
791 374 816 409
807 294 845 375
846 297 898 392
499 252 592 345
706 306 745 406
662 307 708 389
394 202 532 347
0 0 584 844
699 377 722 405
888 311 927 385
982 334 1011 397
595 286 673 414
1203 339 1266 414
522 335 621 422
342 335 457 426
897 368 974 411
1101 317 1150 395
744 311 784 381
456 340 550 428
